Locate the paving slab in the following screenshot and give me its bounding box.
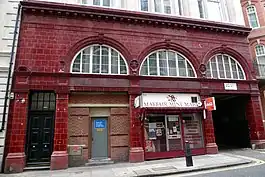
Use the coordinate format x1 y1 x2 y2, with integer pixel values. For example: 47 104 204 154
0 153 253 177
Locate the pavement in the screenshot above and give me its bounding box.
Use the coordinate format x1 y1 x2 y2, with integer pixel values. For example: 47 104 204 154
0 153 254 177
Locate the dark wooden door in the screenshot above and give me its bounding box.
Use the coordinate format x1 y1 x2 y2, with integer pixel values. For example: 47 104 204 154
27 113 54 164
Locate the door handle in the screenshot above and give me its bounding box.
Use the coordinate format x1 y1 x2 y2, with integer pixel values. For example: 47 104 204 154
92 137 93 142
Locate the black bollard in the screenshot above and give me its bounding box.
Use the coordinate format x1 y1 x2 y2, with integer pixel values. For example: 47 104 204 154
185 141 193 167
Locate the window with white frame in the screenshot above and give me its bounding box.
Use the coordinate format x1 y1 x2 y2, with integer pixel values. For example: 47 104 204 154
206 54 245 80
71 44 128 75
255 45 265 76
140 50 196 77
247 5 259 28
207 0 222 21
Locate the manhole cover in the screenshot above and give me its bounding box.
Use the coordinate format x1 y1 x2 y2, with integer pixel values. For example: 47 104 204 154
152 166 176 171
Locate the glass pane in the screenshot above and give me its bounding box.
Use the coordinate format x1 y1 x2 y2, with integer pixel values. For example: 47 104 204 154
72 53 81 72
249 13 259 28
168 52 176 76
144 115 167 152
82 55 90 73
238 65 244 79
158 51 168 76
103 0 110 6
50 93 55 101
231 59 238 79
149 53 157 76
178 54 186 77
223 55 231 78
43 101 49 110
163 0 171 14
92 46 100 73
32 93 38 101
101 46 109 74
183 113 204 149
83 47 90 54
140 60 148 75
120 58 127 74
44 93 50 101
210 58 218 78
256 45 265 56
93 0 100 5
154 0 162 13
141 0 148 11
187 63 195 77
198 0 204 18
31 101 37 110
111 49 118 74
217 55 225 78
167 115 182 151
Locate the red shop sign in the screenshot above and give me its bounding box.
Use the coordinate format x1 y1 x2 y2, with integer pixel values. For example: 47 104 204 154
204 97 216 111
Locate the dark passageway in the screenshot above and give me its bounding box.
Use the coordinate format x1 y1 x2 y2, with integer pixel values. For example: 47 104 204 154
212 95 251 149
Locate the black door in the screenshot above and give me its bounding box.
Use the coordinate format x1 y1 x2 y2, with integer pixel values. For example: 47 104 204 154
27 113 54 164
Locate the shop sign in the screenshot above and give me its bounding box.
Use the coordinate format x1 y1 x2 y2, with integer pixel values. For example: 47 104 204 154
204 97 216 111
224 83 237 90
140 93 201 108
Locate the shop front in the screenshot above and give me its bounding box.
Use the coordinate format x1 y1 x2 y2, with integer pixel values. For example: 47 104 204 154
135 93 205 160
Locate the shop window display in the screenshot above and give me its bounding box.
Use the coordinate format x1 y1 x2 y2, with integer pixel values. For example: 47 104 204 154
144 113 204 153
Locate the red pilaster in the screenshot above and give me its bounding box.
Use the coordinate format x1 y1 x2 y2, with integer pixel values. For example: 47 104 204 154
129 94 144 163
246 95 265 148
4 93 28 173
204 110 218 154
50 93 69 170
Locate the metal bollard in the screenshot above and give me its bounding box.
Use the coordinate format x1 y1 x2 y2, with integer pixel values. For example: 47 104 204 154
185 141 193 167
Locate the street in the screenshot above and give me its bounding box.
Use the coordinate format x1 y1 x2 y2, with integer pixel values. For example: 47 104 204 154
166 149 265 177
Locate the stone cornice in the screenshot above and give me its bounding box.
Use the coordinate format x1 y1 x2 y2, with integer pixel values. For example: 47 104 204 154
21 0 251 36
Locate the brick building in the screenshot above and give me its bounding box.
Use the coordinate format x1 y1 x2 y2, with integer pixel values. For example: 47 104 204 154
240 0 265 127
3 0 265 173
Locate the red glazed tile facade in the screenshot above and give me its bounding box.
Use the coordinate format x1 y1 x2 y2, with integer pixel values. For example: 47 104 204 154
3 1 265 172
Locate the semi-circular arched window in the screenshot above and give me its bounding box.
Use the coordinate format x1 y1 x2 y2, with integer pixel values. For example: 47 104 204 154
71 44 128 75
140 50 196 77
206 54 245 80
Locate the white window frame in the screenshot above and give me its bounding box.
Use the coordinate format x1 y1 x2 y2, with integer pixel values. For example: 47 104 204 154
247 5 260 28
139 49 197 78
255 45 265 76
206 54 246 80
70 44 129 75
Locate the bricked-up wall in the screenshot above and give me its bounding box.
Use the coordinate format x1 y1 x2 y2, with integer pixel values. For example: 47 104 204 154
68 94 129 161
110 108 129 161
68 107 90 161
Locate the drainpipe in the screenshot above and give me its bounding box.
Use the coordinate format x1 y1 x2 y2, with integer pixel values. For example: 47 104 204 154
0 3 21 132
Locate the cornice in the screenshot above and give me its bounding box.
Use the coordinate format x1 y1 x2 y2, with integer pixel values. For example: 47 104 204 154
20 0 251 36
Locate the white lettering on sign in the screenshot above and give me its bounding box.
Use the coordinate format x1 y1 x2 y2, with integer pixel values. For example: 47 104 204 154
140 93 201 108
224 83 237 90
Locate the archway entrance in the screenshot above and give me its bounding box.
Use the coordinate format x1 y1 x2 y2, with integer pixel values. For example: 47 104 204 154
212 94 251 150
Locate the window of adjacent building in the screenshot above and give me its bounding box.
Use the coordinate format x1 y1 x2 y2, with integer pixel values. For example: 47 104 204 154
198 0 204 18
247 5 259 28
140 50 196 78
206 54 245 80
255 45 265 76
140 0 149 11
154 0 172 14
93 0 110 6
207 0 222 21
71 44 128 75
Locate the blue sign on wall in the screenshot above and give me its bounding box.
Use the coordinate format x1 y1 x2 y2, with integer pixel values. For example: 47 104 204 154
94 119 106 129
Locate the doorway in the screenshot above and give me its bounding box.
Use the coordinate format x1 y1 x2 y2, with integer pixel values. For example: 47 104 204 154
91 118 108 159
212 94 251 149
26 92 56 166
